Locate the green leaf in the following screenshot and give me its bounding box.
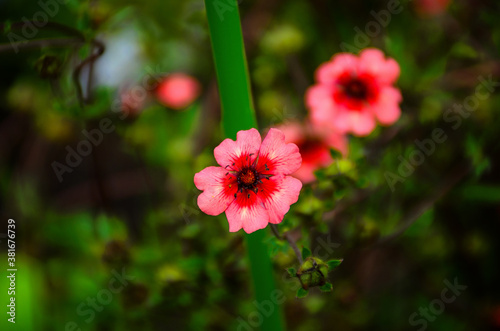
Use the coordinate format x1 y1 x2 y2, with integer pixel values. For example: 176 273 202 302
287 268 296 277
329 148 342 159
327 259 343 270
302 247 312 260
319 282 333 292
460 184 500 203
296 287 309 298
450 42 477 59
4 20 12 33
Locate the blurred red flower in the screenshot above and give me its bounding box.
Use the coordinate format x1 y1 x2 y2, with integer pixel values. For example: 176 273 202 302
414 0 451 17
306 48 402 136
156 73 201 110
275 121 347 183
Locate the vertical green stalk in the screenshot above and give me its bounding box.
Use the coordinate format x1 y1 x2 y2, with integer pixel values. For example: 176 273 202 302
204 1 284 330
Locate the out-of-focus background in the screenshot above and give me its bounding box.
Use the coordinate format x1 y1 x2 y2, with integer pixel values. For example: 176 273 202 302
1 0 500 330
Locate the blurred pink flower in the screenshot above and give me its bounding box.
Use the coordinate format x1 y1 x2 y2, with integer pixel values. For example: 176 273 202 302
305 48 402 136
414 0 451 17
275 121 347 184
119 87 145 118
194 128 302 233
156 73 201 110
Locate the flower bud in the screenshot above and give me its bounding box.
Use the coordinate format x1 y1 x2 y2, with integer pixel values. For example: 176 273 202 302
296 257 329 290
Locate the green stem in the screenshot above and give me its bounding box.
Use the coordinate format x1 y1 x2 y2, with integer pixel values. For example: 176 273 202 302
204 1 284 330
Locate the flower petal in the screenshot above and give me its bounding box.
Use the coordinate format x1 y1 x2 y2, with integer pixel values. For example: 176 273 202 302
194 166 237 216
359 48 400 85
260 175 302 224
316 53 358 85
306 85 335 114
256 128 302 176
329 107 352 134
293 164 318 184
348 109 377 136
225 192 269 233
214 128 261 170
274 121 305 145
306 85 337 133
373 86 402 125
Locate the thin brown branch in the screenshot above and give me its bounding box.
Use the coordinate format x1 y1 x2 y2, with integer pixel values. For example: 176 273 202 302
270 224 303 264
375 162 471 246
0 21 85 39
72 39 105 107
0 37 85 53
322 188 373 224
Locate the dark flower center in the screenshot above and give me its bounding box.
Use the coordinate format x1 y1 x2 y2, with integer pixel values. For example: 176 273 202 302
238 168 258 187
299 139 323 154
226 158 272 198
343 79 367 100
297 139 327 162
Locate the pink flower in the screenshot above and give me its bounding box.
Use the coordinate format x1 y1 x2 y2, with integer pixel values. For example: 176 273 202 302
305 48 402 137
275 121 347 184
194 128 302 233
119 87 145 118
156 73 201 110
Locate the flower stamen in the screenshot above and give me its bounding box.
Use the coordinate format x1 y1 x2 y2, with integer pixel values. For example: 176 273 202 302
343 79 367 100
